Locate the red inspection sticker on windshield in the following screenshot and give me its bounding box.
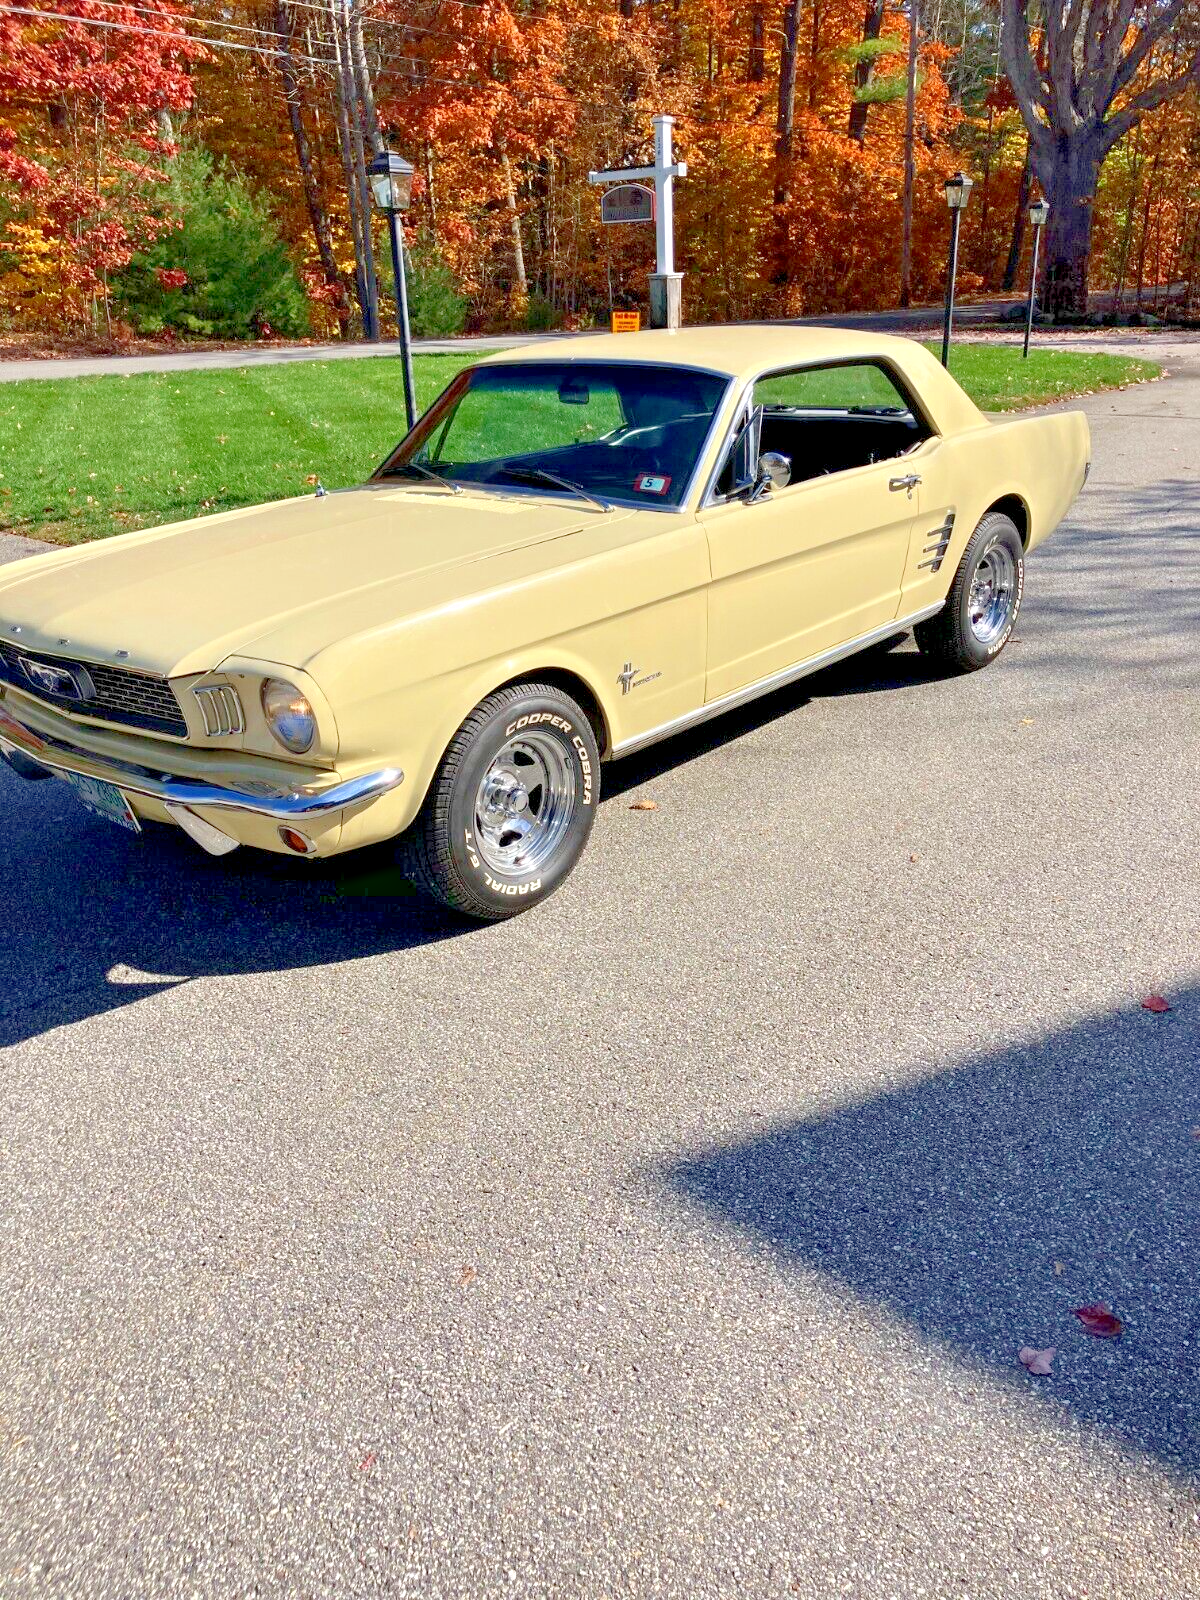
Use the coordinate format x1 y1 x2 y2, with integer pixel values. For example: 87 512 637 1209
634 472 671 496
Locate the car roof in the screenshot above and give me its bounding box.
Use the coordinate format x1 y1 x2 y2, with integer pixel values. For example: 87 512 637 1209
472 323 986 435
474 323 925 382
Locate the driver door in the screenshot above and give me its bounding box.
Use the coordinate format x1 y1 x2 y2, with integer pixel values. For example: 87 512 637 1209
698 363 924 702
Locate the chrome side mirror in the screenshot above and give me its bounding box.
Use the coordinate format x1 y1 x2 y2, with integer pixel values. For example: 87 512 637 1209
760 451 791 489
748 450 791 502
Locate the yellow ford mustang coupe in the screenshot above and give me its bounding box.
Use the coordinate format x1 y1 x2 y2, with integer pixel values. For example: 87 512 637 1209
0 327 1088 919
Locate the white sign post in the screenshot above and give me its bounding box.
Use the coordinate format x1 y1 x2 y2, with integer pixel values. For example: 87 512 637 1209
588 115 687 330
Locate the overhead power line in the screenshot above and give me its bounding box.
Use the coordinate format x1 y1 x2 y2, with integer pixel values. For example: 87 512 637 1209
84 0 343 53
0 0 337 62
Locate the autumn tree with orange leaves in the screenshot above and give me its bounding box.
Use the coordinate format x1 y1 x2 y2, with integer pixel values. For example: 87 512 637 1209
0 0 1198 340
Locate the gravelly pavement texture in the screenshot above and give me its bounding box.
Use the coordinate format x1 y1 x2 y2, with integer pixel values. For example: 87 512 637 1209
1 354 1198 1598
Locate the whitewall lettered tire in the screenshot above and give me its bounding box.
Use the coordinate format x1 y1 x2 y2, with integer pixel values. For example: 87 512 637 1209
401 682 600 919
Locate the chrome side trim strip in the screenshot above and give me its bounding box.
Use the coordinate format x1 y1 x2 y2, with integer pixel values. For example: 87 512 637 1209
611 604 944 759
0 717 403 818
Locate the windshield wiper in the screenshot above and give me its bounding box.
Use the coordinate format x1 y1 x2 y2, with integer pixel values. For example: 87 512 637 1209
383 460 463 494
494 465 613 513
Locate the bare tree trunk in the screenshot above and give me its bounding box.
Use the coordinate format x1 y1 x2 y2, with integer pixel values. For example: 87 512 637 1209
275 0 350 332
500 148 528 300
340 0 379 337
331 55 368 329
807 0 821 110
1184 211 1200 315
329 0 374 336
1001 141 1031 290
899 0 918 307
425 140 438 237
748 4 765 82
848 0 886 142
348 0 382 156
774 0 801 205
1133 125 1164 307
1039 131 1103 319
1000 0 1200 321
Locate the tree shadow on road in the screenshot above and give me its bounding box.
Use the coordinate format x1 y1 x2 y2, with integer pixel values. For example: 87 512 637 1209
663 986 1200 1475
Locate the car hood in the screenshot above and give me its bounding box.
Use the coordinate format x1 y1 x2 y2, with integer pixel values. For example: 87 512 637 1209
0 486 627 679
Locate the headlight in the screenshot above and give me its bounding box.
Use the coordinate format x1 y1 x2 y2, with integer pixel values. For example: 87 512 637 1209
261 678 316 753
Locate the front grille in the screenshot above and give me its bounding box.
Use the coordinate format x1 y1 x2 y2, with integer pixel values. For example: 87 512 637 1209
0 643 189 738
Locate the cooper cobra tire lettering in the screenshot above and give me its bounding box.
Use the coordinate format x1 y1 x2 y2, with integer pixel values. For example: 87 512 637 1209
402 680 601 921
506 712 573 737
572 735 594 805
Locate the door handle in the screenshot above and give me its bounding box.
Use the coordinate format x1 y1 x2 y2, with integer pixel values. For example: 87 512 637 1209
889 473 921 494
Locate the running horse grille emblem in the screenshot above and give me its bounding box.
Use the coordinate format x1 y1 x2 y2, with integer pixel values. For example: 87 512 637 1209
18 656 94 702
617 662 639 695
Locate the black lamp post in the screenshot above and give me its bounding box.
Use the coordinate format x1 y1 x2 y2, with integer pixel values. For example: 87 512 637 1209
1024 196 1050 359
368 148 417 432
941 171 974 369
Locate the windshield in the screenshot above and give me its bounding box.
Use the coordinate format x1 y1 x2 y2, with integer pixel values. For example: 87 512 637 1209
376 360 731 509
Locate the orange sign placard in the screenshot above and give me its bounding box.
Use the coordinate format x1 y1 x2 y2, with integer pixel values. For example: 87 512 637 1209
611 311 641 333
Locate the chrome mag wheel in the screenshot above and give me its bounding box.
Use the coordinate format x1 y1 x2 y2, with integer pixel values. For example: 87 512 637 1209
474 730 577 876
968 544 1017 645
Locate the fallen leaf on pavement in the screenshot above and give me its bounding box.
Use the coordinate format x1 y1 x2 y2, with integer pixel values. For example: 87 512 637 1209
1054 1260 1065 1276
1019 1346 1055 1376
460 1264 478 1286
629 799 659 811
1141 994 1171 1013
1072 1302 1123 1338
359 1452 376 1472
909 853 919 863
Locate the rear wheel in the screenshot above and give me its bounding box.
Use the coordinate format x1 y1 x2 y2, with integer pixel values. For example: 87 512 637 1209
915 512 1024 673
401 682 600 920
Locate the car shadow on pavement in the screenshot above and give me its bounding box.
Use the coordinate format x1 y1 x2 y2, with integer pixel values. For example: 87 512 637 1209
603 637 947 799
0 781 474 1049
663 985 1200 1475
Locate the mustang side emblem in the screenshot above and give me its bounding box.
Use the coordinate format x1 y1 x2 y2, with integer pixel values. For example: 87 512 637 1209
618 661 663 695
18 657 94 702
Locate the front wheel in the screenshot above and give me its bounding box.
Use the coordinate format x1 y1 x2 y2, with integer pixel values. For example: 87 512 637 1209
915 511 1024 673
400 681 600 920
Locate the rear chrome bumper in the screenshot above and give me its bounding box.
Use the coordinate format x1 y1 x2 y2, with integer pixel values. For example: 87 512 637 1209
0 710 403 819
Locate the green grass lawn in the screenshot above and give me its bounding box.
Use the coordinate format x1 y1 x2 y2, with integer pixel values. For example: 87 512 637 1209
0 343 1158 545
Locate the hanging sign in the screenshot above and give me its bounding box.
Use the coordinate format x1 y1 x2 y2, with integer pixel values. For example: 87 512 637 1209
600 183 655 225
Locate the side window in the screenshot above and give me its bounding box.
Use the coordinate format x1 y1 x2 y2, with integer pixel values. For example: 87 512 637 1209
755 361 916 414
750 361 930 489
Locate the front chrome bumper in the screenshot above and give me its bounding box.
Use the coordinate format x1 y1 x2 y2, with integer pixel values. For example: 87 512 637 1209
0 711 403 819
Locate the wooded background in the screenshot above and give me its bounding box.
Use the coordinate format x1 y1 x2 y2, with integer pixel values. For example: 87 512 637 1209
1 0 1197 343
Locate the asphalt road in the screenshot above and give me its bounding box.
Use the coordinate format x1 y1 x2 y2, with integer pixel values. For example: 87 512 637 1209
0 301 1030 382
1 359 1198 1597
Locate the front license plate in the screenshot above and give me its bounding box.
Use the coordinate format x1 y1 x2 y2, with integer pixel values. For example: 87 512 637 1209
64 772 142 835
